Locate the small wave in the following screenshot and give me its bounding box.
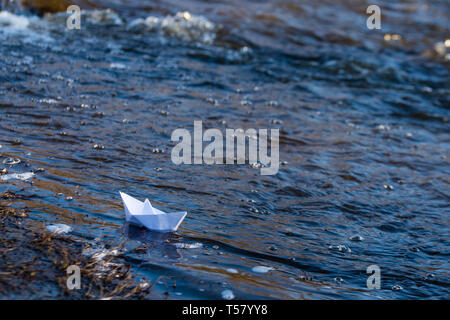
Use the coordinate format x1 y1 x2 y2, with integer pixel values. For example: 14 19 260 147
128 11 216 44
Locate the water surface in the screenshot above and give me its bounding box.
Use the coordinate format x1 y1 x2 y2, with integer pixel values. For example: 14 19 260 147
0 0 449 299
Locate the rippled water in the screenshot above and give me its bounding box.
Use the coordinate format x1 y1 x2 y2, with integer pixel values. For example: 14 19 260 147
0 0 449 299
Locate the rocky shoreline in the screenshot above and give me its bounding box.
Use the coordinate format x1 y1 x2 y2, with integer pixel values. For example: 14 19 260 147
0 191 150 299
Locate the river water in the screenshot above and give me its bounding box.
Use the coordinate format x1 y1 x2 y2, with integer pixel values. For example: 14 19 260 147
0 0 449 299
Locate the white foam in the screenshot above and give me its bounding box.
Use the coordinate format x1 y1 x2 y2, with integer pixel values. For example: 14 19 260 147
85 9 123 25
0 172 34 181
0 11 52 43
46 223 72 234
252 266 274 273
109 62 126 70
0 11 29 30
128 11 216 44
221 289 235 300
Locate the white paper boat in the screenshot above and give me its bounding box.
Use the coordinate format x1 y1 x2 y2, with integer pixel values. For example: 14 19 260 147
119 191 187 232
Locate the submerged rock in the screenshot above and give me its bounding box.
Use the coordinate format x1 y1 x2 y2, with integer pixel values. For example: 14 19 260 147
21 0 74 14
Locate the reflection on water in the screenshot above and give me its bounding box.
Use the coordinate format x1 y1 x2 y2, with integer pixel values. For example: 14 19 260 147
0 0 449 299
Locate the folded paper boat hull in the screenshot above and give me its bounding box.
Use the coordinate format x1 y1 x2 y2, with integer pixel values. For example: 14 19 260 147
131 211 187 232
119 191 187 232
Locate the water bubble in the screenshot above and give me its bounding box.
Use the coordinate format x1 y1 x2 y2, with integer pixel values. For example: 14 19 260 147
334 277 344 283
139 281 150 290
240 100 252 106
2 157 21 165
92 112 105 118
376 124 390 131
383 185 394 191
174 242 203 249
391 285 403 291
349 235 364 242
328 244 351 253
206 97 218 105
221 289 235 300
249 207 259 213
110 63 126 70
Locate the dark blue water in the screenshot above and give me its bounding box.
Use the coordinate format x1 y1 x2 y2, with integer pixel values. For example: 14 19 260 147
0 0 449 299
